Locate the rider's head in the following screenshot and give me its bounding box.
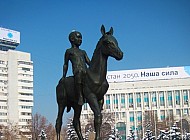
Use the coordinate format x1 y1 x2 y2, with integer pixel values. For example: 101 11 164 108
69 31 82 47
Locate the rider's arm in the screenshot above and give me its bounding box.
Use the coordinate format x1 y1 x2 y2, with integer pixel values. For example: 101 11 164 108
84 51 90 66
63 50 69 78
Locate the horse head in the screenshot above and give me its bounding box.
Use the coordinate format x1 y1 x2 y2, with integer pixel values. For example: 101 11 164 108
100 25 123 60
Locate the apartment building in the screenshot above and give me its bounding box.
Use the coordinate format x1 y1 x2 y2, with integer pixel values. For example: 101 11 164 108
0 27 33 136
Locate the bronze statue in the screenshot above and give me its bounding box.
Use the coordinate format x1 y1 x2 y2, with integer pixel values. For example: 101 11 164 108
55 25 123 140
62 31 90 105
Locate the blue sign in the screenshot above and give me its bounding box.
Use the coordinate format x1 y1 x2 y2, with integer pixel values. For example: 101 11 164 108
7 32 13 38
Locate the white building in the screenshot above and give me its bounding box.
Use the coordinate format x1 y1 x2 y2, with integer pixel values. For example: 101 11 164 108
0 27 33 135
81 66 190 139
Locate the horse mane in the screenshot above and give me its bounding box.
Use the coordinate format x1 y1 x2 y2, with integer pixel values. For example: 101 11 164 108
91 32 113 64
90 39 102 67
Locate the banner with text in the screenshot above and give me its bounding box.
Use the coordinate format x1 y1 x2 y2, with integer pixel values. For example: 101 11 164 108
107 66 190 82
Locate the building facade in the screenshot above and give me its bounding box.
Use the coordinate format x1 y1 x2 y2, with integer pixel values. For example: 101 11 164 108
81 66 190 139
0 28 33 137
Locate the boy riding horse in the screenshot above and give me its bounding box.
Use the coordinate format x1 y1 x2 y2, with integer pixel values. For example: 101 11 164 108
62 31 90 105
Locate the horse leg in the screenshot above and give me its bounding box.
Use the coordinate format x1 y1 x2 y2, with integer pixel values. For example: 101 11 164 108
98 80 108 110
94 114 102 140
73 105 83 140
98 99 104 110
55 104 65 140
86 94 102 140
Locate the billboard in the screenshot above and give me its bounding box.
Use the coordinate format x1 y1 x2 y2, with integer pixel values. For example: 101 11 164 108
107 66 190 82
0 27 20 44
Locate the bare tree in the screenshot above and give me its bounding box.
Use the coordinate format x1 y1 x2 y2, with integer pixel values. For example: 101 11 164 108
83 111 115 139
32 113 56 140
0 122 19 140
143 110 158 136
45 123 56 140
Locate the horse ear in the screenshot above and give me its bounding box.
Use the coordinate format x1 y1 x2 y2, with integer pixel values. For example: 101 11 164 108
101 25 106 35
109 27 113 35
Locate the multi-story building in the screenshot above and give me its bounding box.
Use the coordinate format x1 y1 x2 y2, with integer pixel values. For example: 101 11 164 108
0 27 33 137
81 66 190 139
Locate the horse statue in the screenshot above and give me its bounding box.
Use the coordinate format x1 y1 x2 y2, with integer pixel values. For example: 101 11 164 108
55 25 123 140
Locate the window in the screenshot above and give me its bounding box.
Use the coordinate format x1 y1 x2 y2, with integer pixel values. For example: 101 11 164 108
128 93 133 108
136 93 141 107
21 112 32 116
113 94 118 109
0 73 8 77
21 86 33 90
19 119 31 122
22 67 30 71
167 91 172 106
19 93 33 96
19 100 33 102
137 111 142 122
121 94 125 108
144 92 149 107
0 80 8 84
0 100 7 102
0 119 7 122
18 61 33 66
160 110 165 120
129 112 134 122
184 109 189 115
116 112 119 119
131 126 135 131
168 110 173 116
151 91 157 107
175 90 180 105
105 95 110 109
183 90 188 105
20 106 32 109
18 80 33 83
122 112 126 118
159 91 165 106
0 112 7 116
176 109 181 116
0 60 5 64
83 103 88 110
18 73 33 77
0 106 7 109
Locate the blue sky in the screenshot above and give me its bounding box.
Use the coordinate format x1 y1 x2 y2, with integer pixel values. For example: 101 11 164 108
1 0 190 125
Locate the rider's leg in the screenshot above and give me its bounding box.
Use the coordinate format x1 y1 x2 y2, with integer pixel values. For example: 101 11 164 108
76 83 84 105
75 72 84 105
